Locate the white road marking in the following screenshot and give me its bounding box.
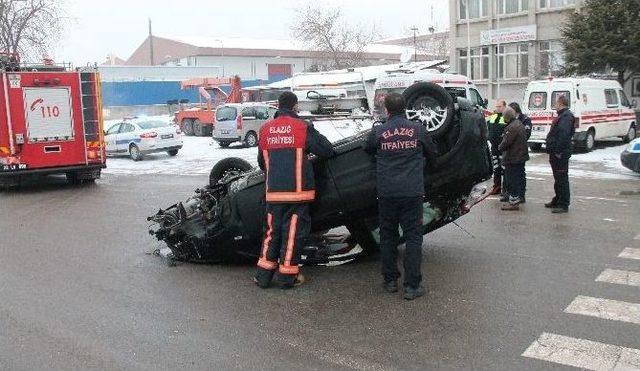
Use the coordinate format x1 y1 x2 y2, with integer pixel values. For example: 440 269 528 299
596 269 640 288
564 295 640 325
619 248 640 260
602 218 616 222
522 332 640 370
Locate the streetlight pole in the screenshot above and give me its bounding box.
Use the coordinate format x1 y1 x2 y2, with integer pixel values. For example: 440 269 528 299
411 27 418 63
214 39 225 76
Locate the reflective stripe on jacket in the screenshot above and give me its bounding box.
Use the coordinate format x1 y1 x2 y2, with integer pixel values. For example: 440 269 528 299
487 112 506 144
258 110 334 203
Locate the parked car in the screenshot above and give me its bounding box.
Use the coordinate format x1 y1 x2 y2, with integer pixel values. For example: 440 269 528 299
104 118 183 161
212 103 277 148
148 83 493 264
621 138 640 173
525 77 637 152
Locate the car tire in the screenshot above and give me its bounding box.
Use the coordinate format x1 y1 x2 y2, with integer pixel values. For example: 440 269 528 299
529 143 543 152
402 82 454 138
193 119 204 136
209 157 253 186
623 124 636 144
583 130 595 152
129 144 143 161
167 149 179 156
244 131 258 147
182 119 194 136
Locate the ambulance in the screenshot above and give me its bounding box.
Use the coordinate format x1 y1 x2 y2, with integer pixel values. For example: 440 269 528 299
0 54 105 187
525 77 636 152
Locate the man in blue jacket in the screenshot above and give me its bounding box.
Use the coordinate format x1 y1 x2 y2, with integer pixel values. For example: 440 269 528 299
365 93 437 300
545 95 575 213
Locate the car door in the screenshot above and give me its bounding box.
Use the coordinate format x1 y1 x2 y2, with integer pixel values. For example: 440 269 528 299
104 123 122 154
241 107 257 137
604 89 620 138
117 123 137 153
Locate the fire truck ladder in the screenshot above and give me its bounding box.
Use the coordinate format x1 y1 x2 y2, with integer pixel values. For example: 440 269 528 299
79 72 104 163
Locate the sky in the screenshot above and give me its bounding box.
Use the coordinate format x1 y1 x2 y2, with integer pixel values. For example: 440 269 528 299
54 0 449 65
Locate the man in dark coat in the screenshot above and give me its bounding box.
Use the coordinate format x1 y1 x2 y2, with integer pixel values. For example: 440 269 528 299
545 95 575 213
498 107 530 211
365 93 437 300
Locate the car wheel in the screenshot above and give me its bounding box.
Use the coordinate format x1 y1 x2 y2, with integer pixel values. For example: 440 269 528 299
529 143 543 152
244 131 258 147
623 124 636 143
583 130 595 152
193 119 204 136
167 149 179 156
182 119 194 136
129 144 143 161
209 157 253 186
403 82 454 138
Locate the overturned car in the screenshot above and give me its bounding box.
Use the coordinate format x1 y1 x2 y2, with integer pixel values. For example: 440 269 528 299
148 83 493 264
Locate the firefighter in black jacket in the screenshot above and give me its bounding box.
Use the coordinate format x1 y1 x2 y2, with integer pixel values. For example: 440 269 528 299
365 93 437 300
254 92 335 289
545 95 575 213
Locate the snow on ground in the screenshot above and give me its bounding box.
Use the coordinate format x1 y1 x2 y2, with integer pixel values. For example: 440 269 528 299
527 141 639 180
103 115 371 176
102 114 638 180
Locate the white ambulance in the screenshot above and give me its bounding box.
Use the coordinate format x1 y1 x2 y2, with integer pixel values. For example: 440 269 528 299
525 77 636 152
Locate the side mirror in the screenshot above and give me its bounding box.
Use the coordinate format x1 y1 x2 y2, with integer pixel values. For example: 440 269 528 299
632 99 637 108
483 98 489 108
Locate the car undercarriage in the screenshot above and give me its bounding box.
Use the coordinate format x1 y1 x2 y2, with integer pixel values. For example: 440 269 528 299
148 84 493 265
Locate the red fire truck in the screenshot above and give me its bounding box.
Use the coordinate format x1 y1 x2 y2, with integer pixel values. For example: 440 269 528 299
0 54 105 187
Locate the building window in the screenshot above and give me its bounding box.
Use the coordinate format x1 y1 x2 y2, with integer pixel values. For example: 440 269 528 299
498 0 529 14
459 0 488 20
539 0 575 8
539 40 564 76
496 43 529 79
459 47 490 80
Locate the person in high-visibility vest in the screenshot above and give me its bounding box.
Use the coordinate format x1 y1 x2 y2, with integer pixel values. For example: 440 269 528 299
487 100 507 195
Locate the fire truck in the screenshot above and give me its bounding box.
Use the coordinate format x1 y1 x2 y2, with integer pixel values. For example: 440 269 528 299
174 76 242 136
0 53 105 188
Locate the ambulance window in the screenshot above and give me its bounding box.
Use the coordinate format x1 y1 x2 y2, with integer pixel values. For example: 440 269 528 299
470 88 485 107
619 90 630 107
604 89 619 107
551 91 570 109
445 87 466 100
528 92 547 110
105 124 121 135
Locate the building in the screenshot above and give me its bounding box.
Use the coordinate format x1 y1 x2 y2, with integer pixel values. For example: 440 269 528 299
449 0 582 102
99 35 434 112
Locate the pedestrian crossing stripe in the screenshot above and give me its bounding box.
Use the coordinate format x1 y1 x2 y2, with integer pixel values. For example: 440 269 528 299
619 248 640 260
564 295 640 325
522 332 640 370
596 269 640 287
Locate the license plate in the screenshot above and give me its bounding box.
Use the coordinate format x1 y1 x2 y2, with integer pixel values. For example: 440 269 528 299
161 134 173 139
0 163 27 171
534 126 545 131
222 130 230 135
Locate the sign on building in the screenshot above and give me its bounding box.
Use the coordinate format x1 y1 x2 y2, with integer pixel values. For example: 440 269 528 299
480 25 537 45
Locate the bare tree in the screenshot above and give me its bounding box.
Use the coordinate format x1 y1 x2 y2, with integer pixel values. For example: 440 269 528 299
0 0 65 61
291 6 378 70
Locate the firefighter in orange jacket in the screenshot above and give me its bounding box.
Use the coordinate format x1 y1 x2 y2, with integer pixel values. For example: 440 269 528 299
254 92 335 289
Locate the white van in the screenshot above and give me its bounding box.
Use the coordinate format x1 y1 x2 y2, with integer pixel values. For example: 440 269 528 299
373 70 489 134
524 77 636 152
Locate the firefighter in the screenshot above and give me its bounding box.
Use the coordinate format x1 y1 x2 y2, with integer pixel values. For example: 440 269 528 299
254 92 335 289
487 100 507 195
365 93 437 300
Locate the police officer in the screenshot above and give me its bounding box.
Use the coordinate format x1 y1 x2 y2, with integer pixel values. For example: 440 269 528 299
254 92 335 289
365 93 437 300
545 95 575 213
487 100 507 195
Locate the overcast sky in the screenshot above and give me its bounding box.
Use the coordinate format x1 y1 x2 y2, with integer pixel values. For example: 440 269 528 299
54 0 449 65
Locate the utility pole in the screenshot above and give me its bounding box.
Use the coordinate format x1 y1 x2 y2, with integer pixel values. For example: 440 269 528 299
411 27 418 62
148 18 154 66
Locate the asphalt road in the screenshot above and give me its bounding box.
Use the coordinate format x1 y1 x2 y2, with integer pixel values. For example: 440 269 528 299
1 167 639 370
